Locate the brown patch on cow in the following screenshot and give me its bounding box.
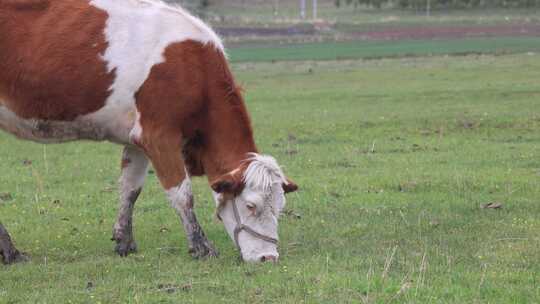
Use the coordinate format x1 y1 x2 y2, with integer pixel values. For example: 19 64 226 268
282 178 299 194
136 130 185 190
1 0 50 10
0 0 114 121
134 40 258 189
210 162 250 195
182 130 205 176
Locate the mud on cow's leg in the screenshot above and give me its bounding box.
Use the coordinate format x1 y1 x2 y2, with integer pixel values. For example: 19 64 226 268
141 133 218 259
112 146 149 257
0 223 27 265
166 177 218 259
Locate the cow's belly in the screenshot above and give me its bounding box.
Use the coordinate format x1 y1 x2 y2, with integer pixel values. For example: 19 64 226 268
0 103 135 144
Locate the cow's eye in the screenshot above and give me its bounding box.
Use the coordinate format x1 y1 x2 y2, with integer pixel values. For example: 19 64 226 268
246 203 256 212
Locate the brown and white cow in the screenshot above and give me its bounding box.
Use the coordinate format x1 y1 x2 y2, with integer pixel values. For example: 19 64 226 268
0 0 298 264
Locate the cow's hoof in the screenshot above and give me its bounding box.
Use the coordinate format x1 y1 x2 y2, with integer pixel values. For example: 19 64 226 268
1 249 28 265
188 240 219 259
114 239 137 257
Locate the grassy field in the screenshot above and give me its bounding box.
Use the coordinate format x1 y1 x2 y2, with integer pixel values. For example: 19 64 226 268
228 36 540 62
1 53 540 303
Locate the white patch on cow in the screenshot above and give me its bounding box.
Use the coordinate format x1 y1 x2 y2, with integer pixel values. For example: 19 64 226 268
166 176 193 212
129 110 143 143
215 153 288 262
243 153 288 192
121 149 149 192
86 0 224 142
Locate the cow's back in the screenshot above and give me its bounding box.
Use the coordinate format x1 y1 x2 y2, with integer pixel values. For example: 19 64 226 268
0 0 114 121
0 0 224 122
0 0 225 144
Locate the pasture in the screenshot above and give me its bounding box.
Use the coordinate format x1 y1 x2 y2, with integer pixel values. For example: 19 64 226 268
0 51 540 303
1 53 540 303
228 37 540 62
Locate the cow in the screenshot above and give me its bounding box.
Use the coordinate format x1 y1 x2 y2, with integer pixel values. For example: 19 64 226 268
0 0 298 264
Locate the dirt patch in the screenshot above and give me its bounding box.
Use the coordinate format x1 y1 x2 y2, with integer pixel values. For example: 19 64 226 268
216 25 316 37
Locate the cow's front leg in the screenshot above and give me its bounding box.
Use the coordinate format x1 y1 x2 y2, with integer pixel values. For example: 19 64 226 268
166 176 218 259
141 134 218 259
112 146 149 257
0 223 27 265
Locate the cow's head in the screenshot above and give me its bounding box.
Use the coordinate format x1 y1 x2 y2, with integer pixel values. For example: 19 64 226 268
211 153 298 263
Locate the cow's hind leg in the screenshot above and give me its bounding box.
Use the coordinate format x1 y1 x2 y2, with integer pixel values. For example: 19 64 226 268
140 133 218 259
112 146 149 256
0 223 27 265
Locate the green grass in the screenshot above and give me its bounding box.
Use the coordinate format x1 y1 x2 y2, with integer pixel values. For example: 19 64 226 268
2 53 540 303
229 36 540 62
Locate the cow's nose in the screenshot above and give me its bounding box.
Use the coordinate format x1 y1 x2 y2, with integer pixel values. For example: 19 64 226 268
260 255 278 263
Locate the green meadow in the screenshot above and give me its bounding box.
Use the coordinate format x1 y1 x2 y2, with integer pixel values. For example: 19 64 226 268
228 37 540 62
1 52 539 303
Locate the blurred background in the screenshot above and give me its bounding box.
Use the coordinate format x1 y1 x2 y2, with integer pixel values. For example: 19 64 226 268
163 0 540 62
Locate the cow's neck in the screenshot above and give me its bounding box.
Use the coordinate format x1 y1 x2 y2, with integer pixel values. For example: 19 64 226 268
199 65 258 182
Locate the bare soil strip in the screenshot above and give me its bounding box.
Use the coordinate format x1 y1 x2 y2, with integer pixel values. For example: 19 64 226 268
217 24 540 41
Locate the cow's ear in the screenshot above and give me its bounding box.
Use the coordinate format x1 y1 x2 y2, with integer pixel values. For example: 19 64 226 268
282 178 298 194
211 172 244 195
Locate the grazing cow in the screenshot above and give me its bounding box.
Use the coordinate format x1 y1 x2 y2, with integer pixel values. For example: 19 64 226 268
0 0 298 264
